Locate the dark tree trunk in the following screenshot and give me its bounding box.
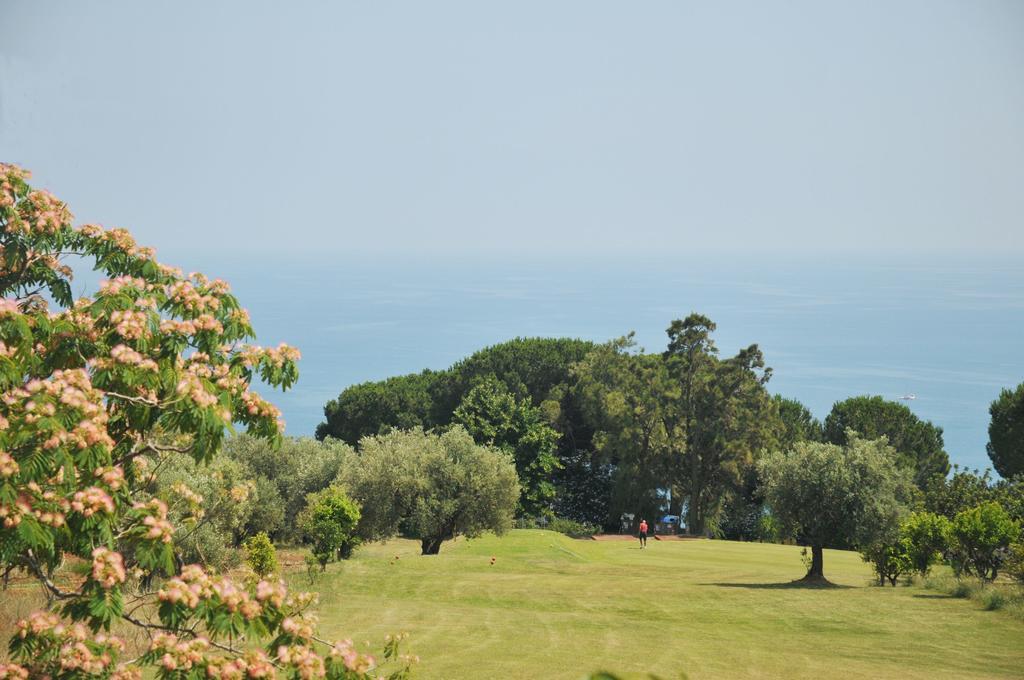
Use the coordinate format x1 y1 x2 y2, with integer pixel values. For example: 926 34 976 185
806 545 824 579
420 537 443 555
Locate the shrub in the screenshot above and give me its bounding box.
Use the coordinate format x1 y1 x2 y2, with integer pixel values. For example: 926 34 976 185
901 511 950 576
244 531 278 577
299 486 362 570
548 517 599 538
981 588 1007 611
861 539 912 586
949 501 1021 580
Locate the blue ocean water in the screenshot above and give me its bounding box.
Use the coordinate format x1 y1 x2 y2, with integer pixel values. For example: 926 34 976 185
172 253 1023 474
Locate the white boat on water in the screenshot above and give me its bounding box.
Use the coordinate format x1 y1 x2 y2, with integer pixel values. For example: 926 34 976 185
899 393 917 401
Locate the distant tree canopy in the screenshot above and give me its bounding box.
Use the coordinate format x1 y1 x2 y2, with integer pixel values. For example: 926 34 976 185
987 382 1024 479
774 395 824 450
452 376 560 518
317 337 599 520
823 395 950 488
315 318 972 546
315 370 441 443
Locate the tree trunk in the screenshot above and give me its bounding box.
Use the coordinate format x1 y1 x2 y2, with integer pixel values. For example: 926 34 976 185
806 545 824 579
420 537 443 555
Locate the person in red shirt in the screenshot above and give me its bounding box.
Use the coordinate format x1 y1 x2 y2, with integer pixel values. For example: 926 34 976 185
638 519 649 548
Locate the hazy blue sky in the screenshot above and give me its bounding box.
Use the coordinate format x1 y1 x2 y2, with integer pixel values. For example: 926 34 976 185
1 1 1022 259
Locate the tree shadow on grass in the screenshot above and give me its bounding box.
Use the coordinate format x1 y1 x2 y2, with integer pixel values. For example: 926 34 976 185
701 580 854 590
912 593 953 599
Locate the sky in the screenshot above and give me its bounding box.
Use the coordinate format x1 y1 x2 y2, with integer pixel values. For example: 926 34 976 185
1 1 1023 260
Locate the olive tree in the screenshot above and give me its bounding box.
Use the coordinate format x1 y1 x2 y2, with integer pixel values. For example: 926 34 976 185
758 435 914 582
341 426 519 554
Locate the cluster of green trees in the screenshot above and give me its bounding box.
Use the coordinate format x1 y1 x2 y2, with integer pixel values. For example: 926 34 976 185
143 428 521 566
760 436 1024 581
317 315 955 539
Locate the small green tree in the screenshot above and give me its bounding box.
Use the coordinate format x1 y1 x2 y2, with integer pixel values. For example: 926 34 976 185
342 427 520 554
901 511 951 576
299 486 362 570
244 531 278 577
861 539 912 586
949 501 1021 581
758 435 914 582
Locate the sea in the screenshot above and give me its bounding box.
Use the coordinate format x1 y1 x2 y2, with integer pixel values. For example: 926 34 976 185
140 252 1024 474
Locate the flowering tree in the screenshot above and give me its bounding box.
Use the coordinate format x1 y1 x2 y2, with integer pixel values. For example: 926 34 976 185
0 164 413 678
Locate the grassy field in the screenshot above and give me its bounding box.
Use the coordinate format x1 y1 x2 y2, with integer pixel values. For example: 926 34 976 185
304 530 1024 680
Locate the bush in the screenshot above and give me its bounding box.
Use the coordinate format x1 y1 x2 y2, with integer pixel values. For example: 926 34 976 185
922 574 1024 621
861 539 912 586
548 517 599 538
901 511 950 576
949 501 1021 580
244 532 278 577
298 486 362 570
981 588 1008 611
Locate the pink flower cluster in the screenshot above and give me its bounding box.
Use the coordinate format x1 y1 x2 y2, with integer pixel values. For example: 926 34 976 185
0 299 20 316
99 276 149 296
276 645 325 679
176 372 218 409
9 189 73 235
16 611 61 637
90 227 154 260
94 465 125 490
149 633 211 672
134 498 174 542
4 482 68 528
109 309 151 340
329 639 377 675
0 451 17 478
158 564 260 619
239 343 302 369
166 280 221 313
204 650 276 679
0 163 30 209
109 344 159 371
0 663 29 679
240 390 282 421
255 579 287 608
91 547 127 588
71 486 115 516
11 611 137 677
280 614 317 641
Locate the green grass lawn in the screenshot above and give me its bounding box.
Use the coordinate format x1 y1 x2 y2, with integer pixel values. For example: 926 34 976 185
302 530 1024 679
